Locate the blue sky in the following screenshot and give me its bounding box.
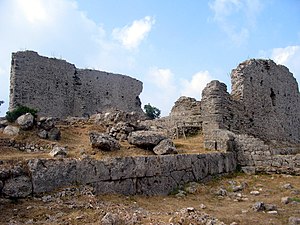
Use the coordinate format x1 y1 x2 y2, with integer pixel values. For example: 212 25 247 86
0 0 299 116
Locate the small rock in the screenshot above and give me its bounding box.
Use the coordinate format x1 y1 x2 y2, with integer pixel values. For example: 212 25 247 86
37 129 48 139
185 182 199 194
3 125 19 136
289 217 300 225
0 119 8 128
186 207 195 212
252 202 265 212
232 185 244 192
267 210 278 214
48 127 61 140
153 139 178 155
49 146 67 158
216 187 227 196
101 212 122 225
175 190 187 198
42 195 52 202
250 191 260 196
283 183 293 189
17 113 34 130
230 222 238 225
265 203 277 211
38 117 55 130
281 196 291 204
199 203 207 209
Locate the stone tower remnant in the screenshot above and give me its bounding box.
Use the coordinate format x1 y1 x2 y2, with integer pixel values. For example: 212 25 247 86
9 51 143 118
202 59 300 144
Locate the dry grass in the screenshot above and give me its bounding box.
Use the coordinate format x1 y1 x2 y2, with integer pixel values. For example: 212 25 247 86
0 123 208 161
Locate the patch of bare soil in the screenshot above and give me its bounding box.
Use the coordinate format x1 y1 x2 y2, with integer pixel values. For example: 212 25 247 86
0 173 299 224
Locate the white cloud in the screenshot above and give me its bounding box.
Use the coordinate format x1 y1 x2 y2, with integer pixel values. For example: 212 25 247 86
270 45 300 81
0 0 155 115
148 68 175 90
209 0 262 45
271 46 300 65
112 16 155 50
181 71 213 99
142 68 178 116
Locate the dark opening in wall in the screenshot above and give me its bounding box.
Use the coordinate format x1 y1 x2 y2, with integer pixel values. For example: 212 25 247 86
270 88 276 106
214 142 218 150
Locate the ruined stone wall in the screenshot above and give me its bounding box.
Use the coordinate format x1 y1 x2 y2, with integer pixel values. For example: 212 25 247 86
202 59 300 144
231 59 300 143
9 51 143 118
0 153 236 198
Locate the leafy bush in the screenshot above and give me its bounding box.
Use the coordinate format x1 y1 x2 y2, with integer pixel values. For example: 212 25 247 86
144 103 161 120
6 105 38 122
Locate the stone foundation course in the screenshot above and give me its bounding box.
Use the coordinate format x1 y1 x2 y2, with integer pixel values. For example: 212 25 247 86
0 152 236 198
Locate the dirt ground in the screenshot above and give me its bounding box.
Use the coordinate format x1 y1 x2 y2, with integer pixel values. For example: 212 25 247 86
0 173 299 225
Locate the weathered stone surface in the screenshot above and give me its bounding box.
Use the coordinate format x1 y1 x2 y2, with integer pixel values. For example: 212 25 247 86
252 202 265 212
101 212 123 225
0 119 8 128
17 113 34 130
231 59 300 143
128 131 166 148
153 139 178 155
37 129 48 139
3 125 19 135
9 152 236 197
37 117 55 131
28 159 77 193
0 180 3 191
289 217 300 225
93 179 136 195
48 127 61 140
2 175 32 198
49 146 67 158
170 96 201 117
9 51 143 118
89 132 120 151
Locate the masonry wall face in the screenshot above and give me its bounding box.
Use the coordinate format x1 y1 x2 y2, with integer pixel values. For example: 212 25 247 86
9 51 143 118
0 153 237 197
231 59 300 143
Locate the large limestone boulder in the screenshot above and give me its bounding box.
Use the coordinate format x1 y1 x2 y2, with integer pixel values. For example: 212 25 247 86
3 125 19 136
89 132 120 151
128 131 166 149
153 139 178 155
17 113 34 130
2 175 32 198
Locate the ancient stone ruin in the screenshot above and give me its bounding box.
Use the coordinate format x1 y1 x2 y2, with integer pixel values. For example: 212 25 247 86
9 51 143 118
1 52 300 200
150 59 300 174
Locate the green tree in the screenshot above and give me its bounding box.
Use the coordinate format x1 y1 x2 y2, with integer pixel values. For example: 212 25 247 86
144 103 161 119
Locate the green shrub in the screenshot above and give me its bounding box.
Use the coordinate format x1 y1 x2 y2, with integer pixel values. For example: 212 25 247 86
144 103 161 120
6 105 38 122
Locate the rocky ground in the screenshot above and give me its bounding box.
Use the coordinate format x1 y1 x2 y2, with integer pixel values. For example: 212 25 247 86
0 173 299 225
0 113 299 224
